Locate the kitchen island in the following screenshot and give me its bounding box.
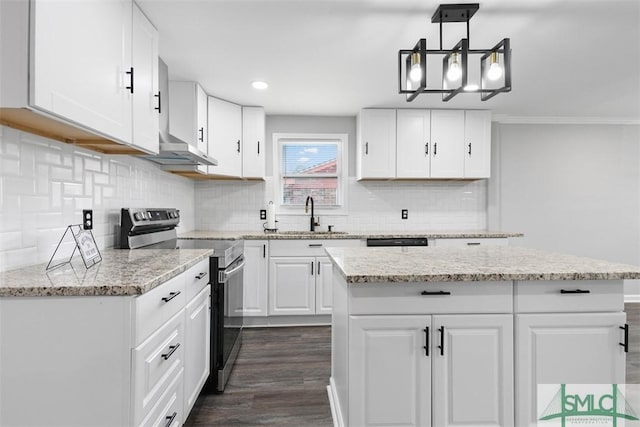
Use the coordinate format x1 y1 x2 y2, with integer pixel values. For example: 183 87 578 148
326 246 640 427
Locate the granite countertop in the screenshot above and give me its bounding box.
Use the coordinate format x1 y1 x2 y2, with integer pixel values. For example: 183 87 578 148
325 246 640 284
178 230 523 240
0 248 213 297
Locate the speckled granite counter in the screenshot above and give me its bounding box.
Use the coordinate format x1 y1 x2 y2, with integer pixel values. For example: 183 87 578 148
178 230 523 240
0 248 213 297
325 246 640 283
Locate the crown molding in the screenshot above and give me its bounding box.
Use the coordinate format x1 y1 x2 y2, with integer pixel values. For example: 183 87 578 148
492 115 640 125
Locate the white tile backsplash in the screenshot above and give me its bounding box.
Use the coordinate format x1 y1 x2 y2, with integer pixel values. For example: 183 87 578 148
195 177 487 232
0 126 195 272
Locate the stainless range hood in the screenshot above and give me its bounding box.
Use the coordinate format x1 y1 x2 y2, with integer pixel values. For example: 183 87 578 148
142 58 217 169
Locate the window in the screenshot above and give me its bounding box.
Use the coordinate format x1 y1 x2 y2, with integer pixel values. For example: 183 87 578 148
274 133 347 211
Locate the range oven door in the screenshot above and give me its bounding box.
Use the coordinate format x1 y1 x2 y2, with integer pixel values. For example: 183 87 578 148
210 254 244 392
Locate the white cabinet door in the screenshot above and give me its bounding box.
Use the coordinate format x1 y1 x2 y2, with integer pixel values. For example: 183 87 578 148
397 109 431 178
464 110 491 178
430 110 464 178
433 238 508 247
195 84 208 155
432 314 514 427
242 106 266 179
515 312 627 427
268 257 316 315
208 96 242 177
183 285 211 416
239 240 268 317
349 315 431 427
358 109 396 179
131 4 159 154
31 0 133 144
315 256 334 315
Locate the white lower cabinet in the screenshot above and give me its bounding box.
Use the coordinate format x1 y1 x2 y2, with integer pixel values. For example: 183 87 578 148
432 237 509 247
315 256 334 315
349 314 513 427
269 256 316 315
515 312 627 427
236 240 268 317
184 284 211 415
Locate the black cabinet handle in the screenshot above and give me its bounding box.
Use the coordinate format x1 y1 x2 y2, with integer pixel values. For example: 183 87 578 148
365 142 369 155
433 142 437 155
154 91 161 113
237 140 241 153
126 67 134 93
308 244 323 247
161 343 180 360
257 141 260 154
421 290 451 296
468 143 472 155
161 291 181 303
198 127 204 142
165 412 177 427
317 261 320 275
620 324 629 353
560 289 590 294
425 142 429 155
467 242 481 246
195 272 207 280
311 261 314 275
423 326 429 356
263 244 266 258
438 326 445 356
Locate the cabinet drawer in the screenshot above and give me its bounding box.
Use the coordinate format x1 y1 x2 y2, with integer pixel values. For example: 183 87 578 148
133 310 185 426
269 239 362 257
349 281 513 315
434 238 508 247
184 258 210 301
514 280 624 313
138 368 184 427
135 274 186 345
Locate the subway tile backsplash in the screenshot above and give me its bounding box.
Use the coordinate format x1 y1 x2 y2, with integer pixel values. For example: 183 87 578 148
0 126 195 272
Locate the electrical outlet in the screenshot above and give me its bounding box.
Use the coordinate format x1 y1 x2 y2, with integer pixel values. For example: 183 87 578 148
83 209 93 230
260 210 267 220
401 209 408 220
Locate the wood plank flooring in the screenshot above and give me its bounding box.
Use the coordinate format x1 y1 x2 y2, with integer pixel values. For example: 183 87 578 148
186 304 640 426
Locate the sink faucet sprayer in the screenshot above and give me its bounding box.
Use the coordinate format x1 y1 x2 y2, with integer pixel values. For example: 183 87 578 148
305 196 320 232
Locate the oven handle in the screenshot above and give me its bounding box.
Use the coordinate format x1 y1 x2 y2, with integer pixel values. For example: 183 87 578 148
219 256 246 283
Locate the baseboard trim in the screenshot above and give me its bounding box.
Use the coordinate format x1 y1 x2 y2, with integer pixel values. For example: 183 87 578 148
242 315 331 327
624 295 640 303
328 377 344 427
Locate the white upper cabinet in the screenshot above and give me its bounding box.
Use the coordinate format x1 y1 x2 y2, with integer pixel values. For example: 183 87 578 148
430 110 465 178
357 109 397 179
131 4 159 154
30 0 133 144
195 85 208 155
208 97 243 177
169 81 208 152
396 109 431 178
241 107 266 179
463 110 492 178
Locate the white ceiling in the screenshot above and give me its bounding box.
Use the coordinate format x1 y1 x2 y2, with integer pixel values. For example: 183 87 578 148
137 0 640 120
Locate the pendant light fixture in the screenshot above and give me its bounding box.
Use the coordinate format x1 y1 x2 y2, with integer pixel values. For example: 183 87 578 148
398 3 511 102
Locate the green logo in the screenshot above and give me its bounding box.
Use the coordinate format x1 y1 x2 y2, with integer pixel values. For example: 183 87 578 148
539 384 639 426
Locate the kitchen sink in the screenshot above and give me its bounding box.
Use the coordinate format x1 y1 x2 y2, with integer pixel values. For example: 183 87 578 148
279 230 349 235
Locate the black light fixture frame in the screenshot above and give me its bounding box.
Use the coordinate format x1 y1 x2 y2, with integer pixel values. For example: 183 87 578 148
398 3 511 102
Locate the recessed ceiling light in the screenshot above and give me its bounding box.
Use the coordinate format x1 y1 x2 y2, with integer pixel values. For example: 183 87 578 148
252 81 268 90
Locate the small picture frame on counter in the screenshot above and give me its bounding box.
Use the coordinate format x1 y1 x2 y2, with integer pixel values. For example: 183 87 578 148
46 224 102 271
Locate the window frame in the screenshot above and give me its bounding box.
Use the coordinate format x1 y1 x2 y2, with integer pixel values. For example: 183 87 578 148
272 132 348 215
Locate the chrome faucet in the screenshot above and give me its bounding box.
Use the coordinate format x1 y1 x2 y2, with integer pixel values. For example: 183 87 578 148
305 196 319 232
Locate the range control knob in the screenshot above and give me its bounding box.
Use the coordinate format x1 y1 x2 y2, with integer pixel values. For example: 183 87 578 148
133 212 142 221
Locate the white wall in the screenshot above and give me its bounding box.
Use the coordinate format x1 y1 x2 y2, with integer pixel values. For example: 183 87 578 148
489 123 640 298
195 115 487 232
0 126 195 272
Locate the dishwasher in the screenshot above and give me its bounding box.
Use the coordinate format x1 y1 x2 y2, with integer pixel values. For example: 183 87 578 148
366 237 428 247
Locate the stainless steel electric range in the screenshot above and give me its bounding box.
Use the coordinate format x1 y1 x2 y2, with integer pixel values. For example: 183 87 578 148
120 208 244 393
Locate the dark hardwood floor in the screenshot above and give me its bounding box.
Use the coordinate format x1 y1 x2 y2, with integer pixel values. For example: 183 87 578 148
186 304 640 426
185 326 333 427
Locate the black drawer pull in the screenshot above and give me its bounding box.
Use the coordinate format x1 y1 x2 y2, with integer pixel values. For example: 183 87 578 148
620 324 629 353
165 412 177 427
162 343 180 360
308 244 323 247
423 326 429 357
195 272 207 280
438 326 445 356
467 242 481 246
421 290 451 296
560 289 590 294
161 291 181 303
